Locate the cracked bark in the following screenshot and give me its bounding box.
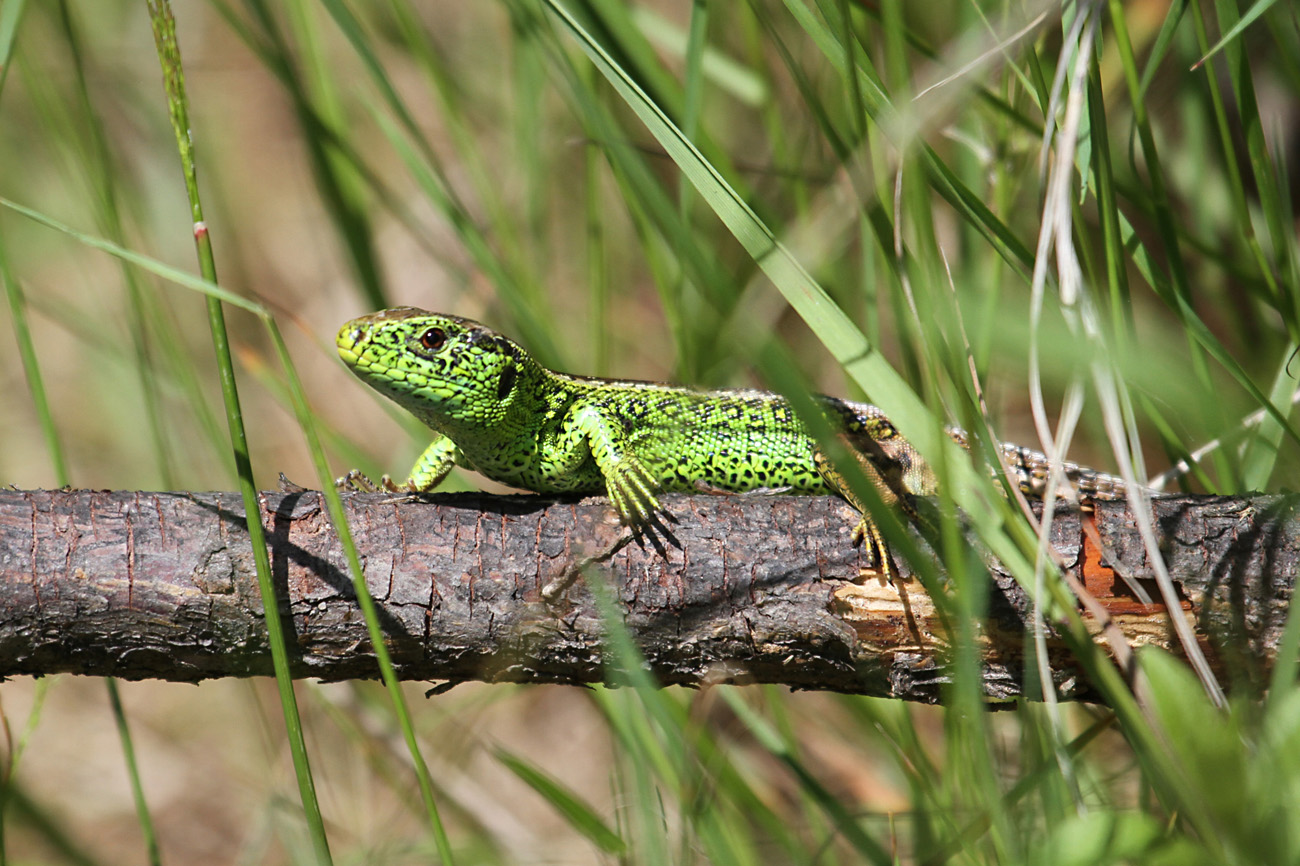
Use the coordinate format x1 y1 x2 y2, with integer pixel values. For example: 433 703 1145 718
0 489 1292 703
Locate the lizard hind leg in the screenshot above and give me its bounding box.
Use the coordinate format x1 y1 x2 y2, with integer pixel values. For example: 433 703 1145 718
813 430 913 581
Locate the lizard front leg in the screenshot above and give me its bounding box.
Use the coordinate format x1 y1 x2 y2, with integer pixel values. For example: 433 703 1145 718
337 435 459 493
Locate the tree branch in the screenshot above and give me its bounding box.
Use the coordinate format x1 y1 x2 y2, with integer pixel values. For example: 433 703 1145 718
0 489 1289 701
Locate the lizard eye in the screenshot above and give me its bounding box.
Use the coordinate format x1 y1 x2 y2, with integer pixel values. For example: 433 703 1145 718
419 327 447 351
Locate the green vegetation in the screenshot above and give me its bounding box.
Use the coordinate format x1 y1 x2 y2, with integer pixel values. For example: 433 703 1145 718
0 0 1297 863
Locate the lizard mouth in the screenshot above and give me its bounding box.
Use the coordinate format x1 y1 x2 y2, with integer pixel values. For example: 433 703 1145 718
336 322 371 367
336 321 421 395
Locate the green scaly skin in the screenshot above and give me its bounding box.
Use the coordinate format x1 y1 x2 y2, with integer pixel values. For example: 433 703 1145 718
336 307 1134 562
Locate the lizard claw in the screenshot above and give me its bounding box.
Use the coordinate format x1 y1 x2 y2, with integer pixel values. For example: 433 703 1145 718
604 459 682 555
335 469 375 491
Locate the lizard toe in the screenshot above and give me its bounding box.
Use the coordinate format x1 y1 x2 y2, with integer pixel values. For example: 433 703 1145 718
337 469 382 493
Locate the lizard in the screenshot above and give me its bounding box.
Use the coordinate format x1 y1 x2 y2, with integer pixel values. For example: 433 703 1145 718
335 307 1135 571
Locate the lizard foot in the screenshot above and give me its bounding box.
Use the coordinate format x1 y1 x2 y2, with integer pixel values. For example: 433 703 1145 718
605 459 681 554
335 469 405 493
606 459 662 526
851 515 896 582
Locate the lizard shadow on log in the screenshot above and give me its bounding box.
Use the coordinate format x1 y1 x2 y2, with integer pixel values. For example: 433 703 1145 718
190 493 416 676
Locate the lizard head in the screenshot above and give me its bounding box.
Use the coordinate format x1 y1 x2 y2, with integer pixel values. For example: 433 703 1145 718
337 307 526 430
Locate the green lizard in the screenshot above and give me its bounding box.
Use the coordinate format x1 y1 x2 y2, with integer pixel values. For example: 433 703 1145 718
336 307 1132 566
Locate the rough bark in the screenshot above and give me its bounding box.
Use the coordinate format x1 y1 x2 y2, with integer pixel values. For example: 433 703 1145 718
0 489 1291 702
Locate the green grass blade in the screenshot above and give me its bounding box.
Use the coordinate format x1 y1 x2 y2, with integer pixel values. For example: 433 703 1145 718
721 688 893 864
545 0 1056 615
0 0 26 97
2 784 105 866
364 103 563 366
235 0 387 310
517 1 739 378
1211 0 1300 334
543 2 875 365
103 681 161 866
0 198 265 314
263 319 456 863
543 5 1181 764
0 233 67 485
146 3 333 862
495 749 626 854
1193 0 1279 69
29 25 179 826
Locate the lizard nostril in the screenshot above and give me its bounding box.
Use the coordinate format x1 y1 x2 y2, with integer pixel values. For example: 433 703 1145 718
336 322 374 360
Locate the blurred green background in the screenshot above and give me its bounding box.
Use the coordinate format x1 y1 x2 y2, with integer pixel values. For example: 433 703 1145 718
1 0 1298 863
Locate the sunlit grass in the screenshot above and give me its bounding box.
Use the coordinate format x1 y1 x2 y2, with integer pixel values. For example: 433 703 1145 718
0 1 1297 863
